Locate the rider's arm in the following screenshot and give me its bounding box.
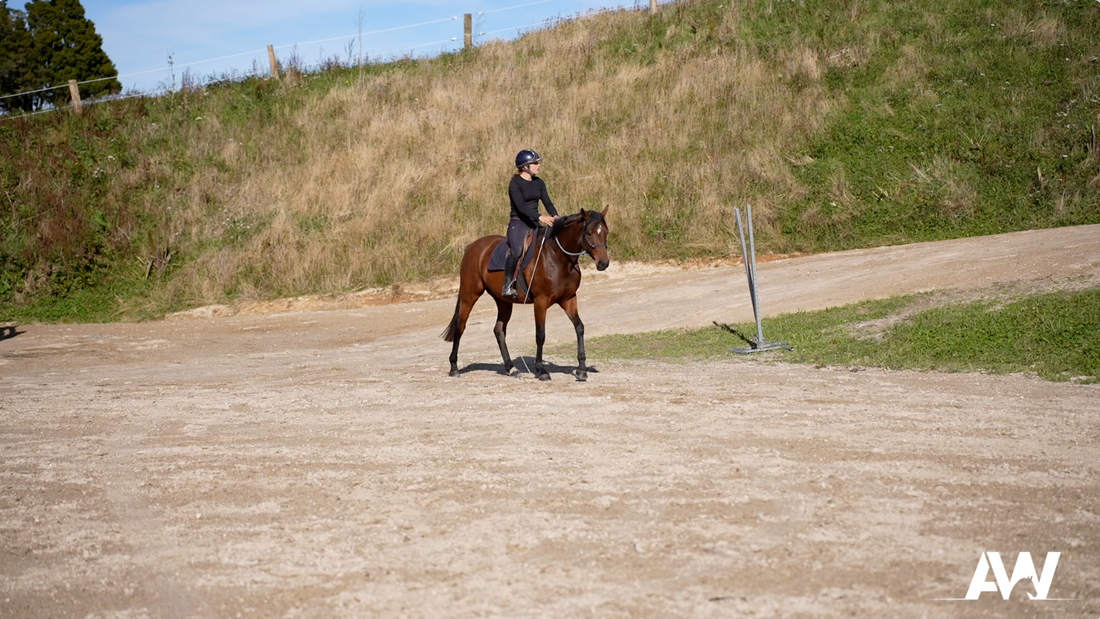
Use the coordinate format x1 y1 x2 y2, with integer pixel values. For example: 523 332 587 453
539 179 558 217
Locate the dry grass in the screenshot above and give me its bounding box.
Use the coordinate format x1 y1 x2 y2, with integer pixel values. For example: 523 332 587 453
5 0 1098 320
154 4 836 307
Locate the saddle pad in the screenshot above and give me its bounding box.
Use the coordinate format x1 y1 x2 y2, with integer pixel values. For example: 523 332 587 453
487 235 539 272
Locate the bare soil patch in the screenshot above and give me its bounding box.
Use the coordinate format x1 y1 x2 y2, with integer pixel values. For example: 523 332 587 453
2 225 1099 618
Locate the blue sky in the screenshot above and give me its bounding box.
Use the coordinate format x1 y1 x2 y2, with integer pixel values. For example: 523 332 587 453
77 0 657 94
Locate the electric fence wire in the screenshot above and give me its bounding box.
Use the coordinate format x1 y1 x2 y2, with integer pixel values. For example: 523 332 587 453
0 0 560 103
477 1 664 38
1 0 666 118
270 15 462 53
478 0 558 15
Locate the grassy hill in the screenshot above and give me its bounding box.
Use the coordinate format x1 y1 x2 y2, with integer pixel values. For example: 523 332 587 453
2 0 1098 321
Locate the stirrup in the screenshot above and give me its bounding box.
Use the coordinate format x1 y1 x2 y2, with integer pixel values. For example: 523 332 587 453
501 279 518 298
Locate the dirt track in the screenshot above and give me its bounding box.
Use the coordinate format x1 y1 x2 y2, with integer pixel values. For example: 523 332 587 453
2 225 1099 619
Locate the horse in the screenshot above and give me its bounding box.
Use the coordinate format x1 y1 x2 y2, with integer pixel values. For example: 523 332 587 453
442 207 610 381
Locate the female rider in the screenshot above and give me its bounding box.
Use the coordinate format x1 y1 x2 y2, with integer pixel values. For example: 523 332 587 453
502 149 558 298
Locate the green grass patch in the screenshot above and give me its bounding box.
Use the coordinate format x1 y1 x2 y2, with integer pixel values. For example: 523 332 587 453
0 274 159 323
578 287 1100 383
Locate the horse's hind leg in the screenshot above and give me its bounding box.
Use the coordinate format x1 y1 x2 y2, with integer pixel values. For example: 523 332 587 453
446 288 480 377
493 299 517 376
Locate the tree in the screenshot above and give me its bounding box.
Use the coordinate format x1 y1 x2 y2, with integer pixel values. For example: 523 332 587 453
25 0 120 108
0 0 36 112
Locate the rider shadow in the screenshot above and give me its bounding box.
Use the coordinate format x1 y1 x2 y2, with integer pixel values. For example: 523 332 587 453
455 357 599 378
1 325 23 342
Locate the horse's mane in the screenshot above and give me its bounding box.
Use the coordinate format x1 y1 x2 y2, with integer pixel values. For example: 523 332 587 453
547 210 603 239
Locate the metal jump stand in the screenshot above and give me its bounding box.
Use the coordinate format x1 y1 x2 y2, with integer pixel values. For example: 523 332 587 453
730 205 792 354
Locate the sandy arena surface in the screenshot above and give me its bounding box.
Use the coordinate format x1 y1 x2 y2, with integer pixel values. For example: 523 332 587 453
2 224 1099 619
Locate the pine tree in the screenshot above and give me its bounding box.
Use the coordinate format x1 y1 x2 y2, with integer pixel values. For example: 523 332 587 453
25 0 120 108
0 0 36 112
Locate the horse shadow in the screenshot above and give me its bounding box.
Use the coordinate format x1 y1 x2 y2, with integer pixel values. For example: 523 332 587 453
454 357 599 378
0 325 23 342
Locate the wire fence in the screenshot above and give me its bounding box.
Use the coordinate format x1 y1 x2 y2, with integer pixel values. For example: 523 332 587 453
0 0 669 122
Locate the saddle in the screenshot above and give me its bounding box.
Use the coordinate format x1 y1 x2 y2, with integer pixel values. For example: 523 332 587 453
487 228 539 273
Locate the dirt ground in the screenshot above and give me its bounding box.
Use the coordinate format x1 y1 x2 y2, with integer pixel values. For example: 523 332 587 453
2 224 1099 619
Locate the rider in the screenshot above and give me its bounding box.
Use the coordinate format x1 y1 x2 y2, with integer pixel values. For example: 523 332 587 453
503 149 558 298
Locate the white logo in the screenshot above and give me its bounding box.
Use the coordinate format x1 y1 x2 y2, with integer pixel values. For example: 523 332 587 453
964 552 1061 600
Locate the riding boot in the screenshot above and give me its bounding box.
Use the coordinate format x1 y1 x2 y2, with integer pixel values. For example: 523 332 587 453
501 253 518 298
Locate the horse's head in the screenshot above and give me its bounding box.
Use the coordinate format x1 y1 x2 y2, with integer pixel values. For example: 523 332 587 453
581 206 611 271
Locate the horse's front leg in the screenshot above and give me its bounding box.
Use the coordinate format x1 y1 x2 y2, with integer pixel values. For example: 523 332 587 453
493 298 517 376
533 299 551 381
560 296 587 381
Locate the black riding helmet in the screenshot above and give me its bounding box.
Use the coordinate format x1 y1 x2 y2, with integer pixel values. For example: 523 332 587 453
515 149 541 169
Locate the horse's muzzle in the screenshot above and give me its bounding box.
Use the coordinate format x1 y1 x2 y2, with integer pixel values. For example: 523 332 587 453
596 259 609 271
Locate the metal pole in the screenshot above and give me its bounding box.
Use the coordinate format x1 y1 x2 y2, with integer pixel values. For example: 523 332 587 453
746 205 765 344
734 208 756 323
730 205 791 354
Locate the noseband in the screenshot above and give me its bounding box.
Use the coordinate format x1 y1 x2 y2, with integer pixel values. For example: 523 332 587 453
555 216 607 259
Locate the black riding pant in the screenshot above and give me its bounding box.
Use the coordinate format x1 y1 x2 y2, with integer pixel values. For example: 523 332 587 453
506 218 533 259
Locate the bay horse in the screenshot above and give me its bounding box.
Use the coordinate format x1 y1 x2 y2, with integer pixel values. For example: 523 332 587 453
442 207 610 381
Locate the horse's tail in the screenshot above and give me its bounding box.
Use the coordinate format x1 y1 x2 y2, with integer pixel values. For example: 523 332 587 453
441 296 461 342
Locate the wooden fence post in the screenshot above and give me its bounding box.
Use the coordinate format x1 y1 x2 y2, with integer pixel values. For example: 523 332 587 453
68 79 82 115
650 0 657 15
267 44 279 79
464 13 472 50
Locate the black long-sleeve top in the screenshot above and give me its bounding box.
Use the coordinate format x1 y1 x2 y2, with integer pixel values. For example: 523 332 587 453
508 175 558 228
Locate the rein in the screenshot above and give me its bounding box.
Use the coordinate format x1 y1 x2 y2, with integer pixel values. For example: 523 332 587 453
555 235 587 257
519 234 547 305
554 216 606 259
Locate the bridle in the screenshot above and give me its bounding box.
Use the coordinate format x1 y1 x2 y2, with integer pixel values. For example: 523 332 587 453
520 213 606 307
555 215 607 259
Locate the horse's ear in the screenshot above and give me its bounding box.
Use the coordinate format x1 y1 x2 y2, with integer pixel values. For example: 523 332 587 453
580 208 587 217
601 205 610 217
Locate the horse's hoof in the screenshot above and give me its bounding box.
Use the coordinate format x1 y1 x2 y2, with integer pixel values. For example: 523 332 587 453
506 367 519 377
573 369 587 382
449 369 460 377
538 372 552 382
